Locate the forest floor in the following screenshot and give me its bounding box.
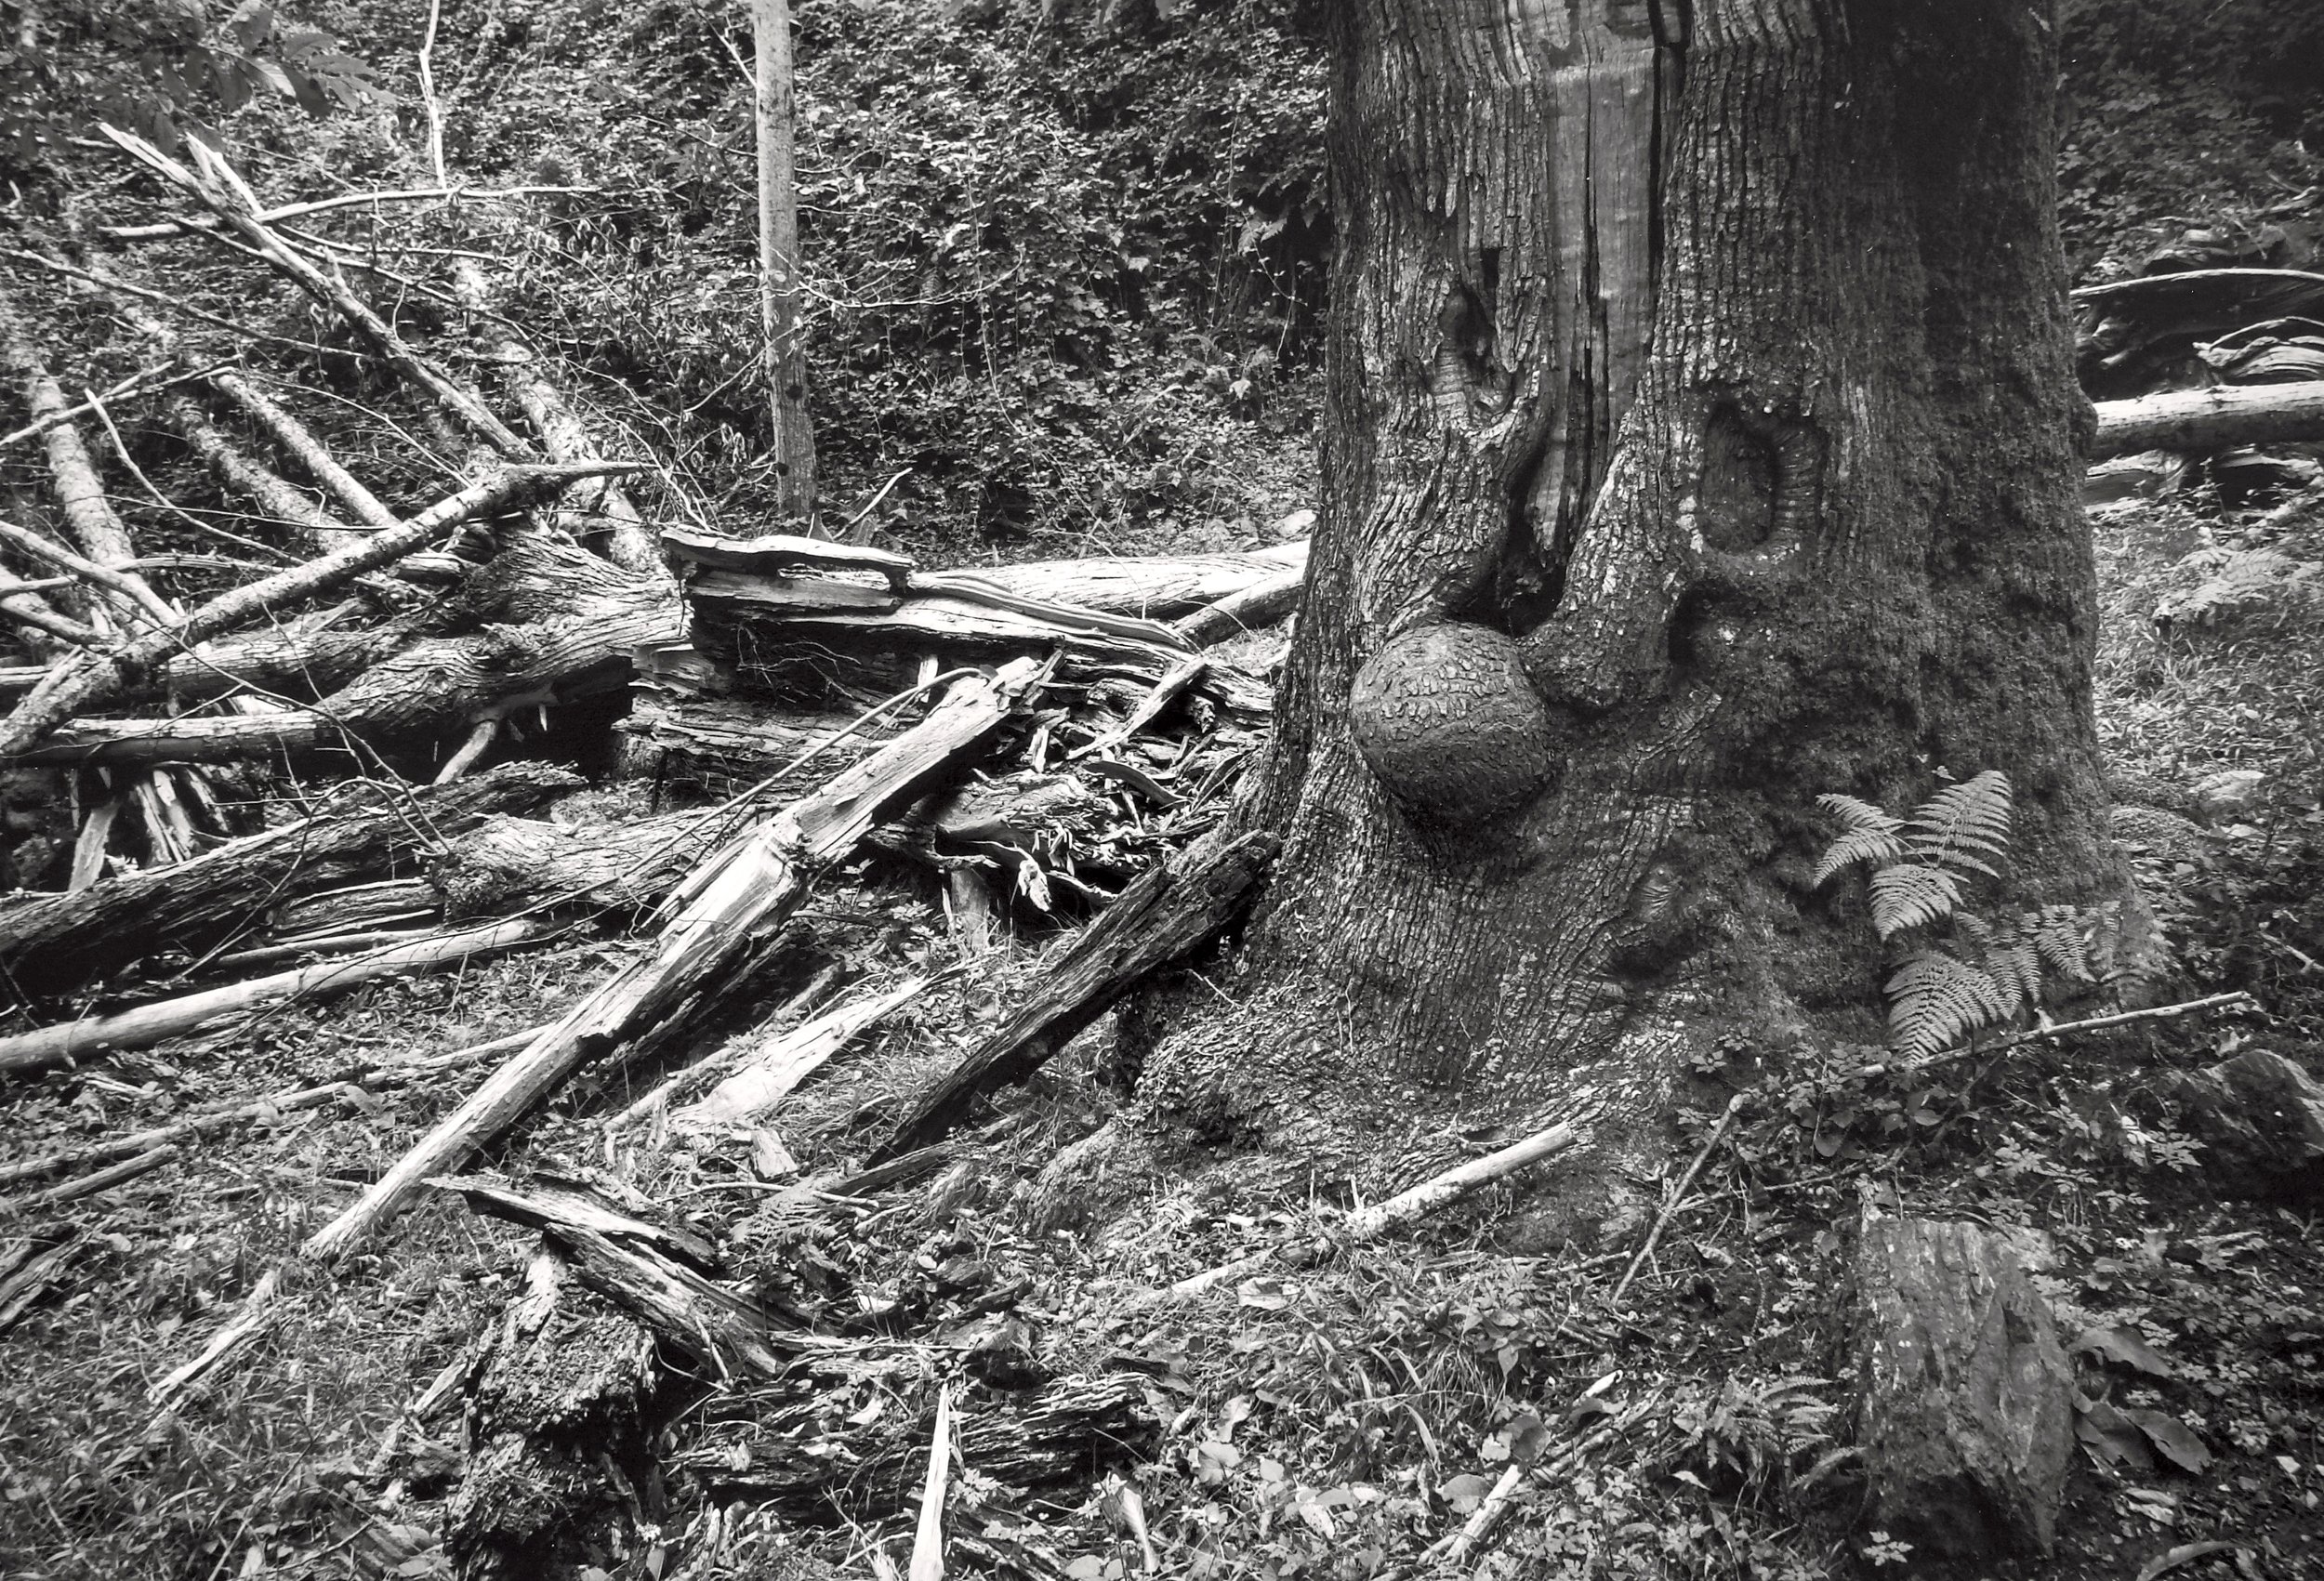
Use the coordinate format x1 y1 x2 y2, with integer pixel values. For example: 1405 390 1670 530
4 4 2324 1581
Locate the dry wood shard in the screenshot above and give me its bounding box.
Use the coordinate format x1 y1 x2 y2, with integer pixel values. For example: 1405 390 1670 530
876 829 1279 1158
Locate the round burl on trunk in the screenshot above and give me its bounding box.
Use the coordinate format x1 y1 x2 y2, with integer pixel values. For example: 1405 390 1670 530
1855 1215 2074 1558
1126 0 2132 1196
1349 622 1553 824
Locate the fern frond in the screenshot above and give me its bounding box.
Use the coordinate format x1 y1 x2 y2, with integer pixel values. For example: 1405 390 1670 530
1903 770 2013 877
1813 795 1906 886
1985 936 2045 1013
1886 949 2014 1058
1867 863 1964 940
2032 904 2097 983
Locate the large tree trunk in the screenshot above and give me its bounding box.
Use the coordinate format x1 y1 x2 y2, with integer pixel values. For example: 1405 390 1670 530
1136 1 2129 1192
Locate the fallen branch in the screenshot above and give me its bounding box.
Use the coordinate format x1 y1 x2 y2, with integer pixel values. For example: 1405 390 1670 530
876 831 1278 1159
5 1144 178 1211
0 461 639 757
0 917 550 1075
99 184 601 242
208 371 400 529
0 359 224 452
300 658 1047 1261
911 1384 954 1581
1175 563 1305 647
1155 1113 1595 1303
102 127 535 458
163 392 365 552
667 974 932 1132
1606 1091 1748 1310
1837 990 2257 1086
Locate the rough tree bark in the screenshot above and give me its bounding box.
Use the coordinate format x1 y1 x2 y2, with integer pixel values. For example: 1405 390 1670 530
1126 0 2132 1204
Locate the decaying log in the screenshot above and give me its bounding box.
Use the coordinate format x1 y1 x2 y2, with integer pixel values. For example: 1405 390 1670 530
616 694 899 796
301 659 1048 1261
599 960 845 1130
677 1373 1147 1512
2074 267 2324 399
432 808 720 919
162 602 429 704
963 540 1306 618
0 916 548 1075
876 829 1279 1158
678 534 1274 720
0 463 640 758
2091 379 2324 460
32 534 680 767
432 1173 799 1379
0 760 576 997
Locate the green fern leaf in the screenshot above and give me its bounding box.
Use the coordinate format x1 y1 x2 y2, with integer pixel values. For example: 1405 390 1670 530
1813 795 1907 886
1886 949 2014 1058
1868 863 1964 940
1903 769 2013 877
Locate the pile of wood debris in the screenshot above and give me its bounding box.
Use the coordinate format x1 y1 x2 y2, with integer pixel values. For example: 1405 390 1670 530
0 128 1389 1576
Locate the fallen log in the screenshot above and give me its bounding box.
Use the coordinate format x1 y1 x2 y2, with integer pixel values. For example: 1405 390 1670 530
616 694 900 796
31 534 681 766
300 658 1048 1261
875 829 1279 1158
1175 564 1305 647
2091 379 2324 460
0 760 575 997
0 916 549 1075
162 603 429 705
0 462 641 758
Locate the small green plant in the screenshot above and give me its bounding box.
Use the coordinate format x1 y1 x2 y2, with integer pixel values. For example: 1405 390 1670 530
1816 771 2133 1058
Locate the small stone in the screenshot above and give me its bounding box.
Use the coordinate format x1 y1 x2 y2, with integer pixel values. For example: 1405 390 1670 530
2157 1048 2324 1202
2191 768 2265 820
1855 1215 2073 1559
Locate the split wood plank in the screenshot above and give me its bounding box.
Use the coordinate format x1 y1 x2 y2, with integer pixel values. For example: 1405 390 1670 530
300 658 1047 1261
